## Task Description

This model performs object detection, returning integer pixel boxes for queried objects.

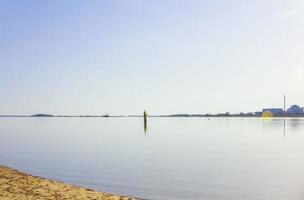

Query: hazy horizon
[1,0,304,115]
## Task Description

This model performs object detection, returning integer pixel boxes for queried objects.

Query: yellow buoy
[262,111,273,118]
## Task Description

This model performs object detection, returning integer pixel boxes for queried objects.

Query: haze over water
[1,117,304,200]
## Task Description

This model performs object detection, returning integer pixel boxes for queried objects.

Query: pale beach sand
[0,166,137,200]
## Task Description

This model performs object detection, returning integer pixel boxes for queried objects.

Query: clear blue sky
[1,0,304,115]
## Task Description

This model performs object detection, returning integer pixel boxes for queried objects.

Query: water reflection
[288,118,304,129]
[283,117,286,141]
[2,118,304,200]
[144,118,147,133]
[262,118,304,141]
[263,118,304,129]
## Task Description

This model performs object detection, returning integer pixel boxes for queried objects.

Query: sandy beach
[0,166,137,200]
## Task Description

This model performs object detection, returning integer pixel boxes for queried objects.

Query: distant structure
[102,113,109,117]
[31,114,54,117]
[286,105,304,115]
[143,111,148,133]
[284,94,286,118]
[284,95,286,113]
[260,100,304,117]
[262,108,284,116]
[254,112,262,117]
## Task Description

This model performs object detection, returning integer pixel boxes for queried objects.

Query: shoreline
[0,165,137,200]
[1,115,304,118]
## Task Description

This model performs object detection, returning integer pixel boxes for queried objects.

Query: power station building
[261,105,304,116]
[262,108,284,115]
[286,105,304,115]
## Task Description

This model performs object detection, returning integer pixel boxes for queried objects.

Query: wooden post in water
[144,111,148,133]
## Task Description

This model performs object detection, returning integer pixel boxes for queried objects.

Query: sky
[0,0,304,115]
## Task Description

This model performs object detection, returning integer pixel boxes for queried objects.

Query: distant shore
[1,115,304,118]
[0,165,136,200]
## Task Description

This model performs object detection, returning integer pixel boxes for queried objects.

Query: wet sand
[0,166,137,200]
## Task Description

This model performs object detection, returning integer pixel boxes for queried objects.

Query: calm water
[1,117,304,200]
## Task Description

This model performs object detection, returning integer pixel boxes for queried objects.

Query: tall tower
[284,95,286,115]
